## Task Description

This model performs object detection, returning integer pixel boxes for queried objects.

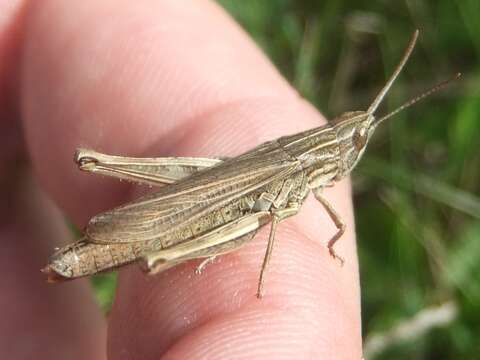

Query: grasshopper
[43,30,459,297]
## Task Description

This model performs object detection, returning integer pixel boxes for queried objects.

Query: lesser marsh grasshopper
[43,30,459,297]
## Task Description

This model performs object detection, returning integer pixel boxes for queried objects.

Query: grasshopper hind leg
[142,232,257,275]
[141,211,270,275]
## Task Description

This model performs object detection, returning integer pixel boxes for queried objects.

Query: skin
[0,1,362,359]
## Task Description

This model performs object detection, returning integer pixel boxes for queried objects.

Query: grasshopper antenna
[367,29,419,115]
[373,72,461,126]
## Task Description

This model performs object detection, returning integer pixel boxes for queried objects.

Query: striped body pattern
[44,31,457,297]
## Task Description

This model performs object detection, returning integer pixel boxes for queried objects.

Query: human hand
[0,1,361,359]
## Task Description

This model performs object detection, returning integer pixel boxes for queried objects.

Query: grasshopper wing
[85,143,300,244]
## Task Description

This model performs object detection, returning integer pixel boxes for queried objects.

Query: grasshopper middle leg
[257,203,300,298]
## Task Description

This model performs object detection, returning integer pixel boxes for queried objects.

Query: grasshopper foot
[195,256,217,275]
[328,246,345,266]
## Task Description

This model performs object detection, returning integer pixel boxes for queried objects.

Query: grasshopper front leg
[312,187,345,265]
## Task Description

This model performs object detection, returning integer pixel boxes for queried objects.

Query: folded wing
[85,143,300,244]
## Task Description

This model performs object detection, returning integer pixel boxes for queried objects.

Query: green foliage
[91,272,117,313]
[94,1,479,358]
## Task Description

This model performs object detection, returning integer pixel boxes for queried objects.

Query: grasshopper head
[331,30,459,180]
[331,30,420,180]
[331,110,376,179]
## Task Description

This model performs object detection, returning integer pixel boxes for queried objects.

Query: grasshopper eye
[353,129,367,150]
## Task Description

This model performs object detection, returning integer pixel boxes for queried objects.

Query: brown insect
[43,30,459,297]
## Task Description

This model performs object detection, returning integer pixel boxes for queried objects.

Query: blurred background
[93,1,479,359]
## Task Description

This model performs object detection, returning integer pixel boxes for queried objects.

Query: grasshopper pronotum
[43,30,459,298]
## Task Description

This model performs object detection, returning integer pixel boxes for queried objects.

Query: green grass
[92,1,479,358]
[91,272,117,313]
